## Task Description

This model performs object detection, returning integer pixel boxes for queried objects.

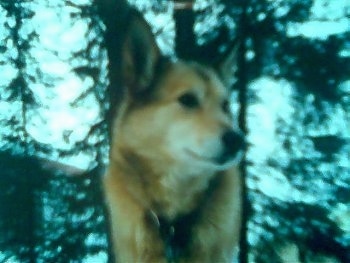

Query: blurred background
[0,0,349,262]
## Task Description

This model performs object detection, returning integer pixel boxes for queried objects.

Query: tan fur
[104,10,243,263]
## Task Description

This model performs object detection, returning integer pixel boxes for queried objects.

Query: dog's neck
[110,147,218,220]
[145,172,225,262]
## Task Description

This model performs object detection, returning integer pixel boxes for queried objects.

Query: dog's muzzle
[217,130,246,165]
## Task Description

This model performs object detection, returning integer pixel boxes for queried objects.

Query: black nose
[222,130,246,156]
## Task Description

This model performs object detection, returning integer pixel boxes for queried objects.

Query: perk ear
[122,10,160,94]
[215,43,239,89]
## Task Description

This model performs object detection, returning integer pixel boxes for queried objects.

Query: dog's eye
[222,100,230,114]
[178,93,200,109]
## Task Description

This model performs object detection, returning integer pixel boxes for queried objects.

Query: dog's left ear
[215,44,239,89]
[122,10,161,95]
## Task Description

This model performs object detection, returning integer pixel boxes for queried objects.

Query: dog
[103,9,245,263]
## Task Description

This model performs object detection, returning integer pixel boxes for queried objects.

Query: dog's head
[112,11,245,175]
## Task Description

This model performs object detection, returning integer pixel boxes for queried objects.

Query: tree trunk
[173,0,196,60]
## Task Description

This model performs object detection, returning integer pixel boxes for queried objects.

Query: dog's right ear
[122,11,160,95]
[215,43,239,89]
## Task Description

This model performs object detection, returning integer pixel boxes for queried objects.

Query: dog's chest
[153,172,214,219]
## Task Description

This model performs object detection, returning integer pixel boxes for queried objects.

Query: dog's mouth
[185,149,215,163]
[184,149,243,168]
